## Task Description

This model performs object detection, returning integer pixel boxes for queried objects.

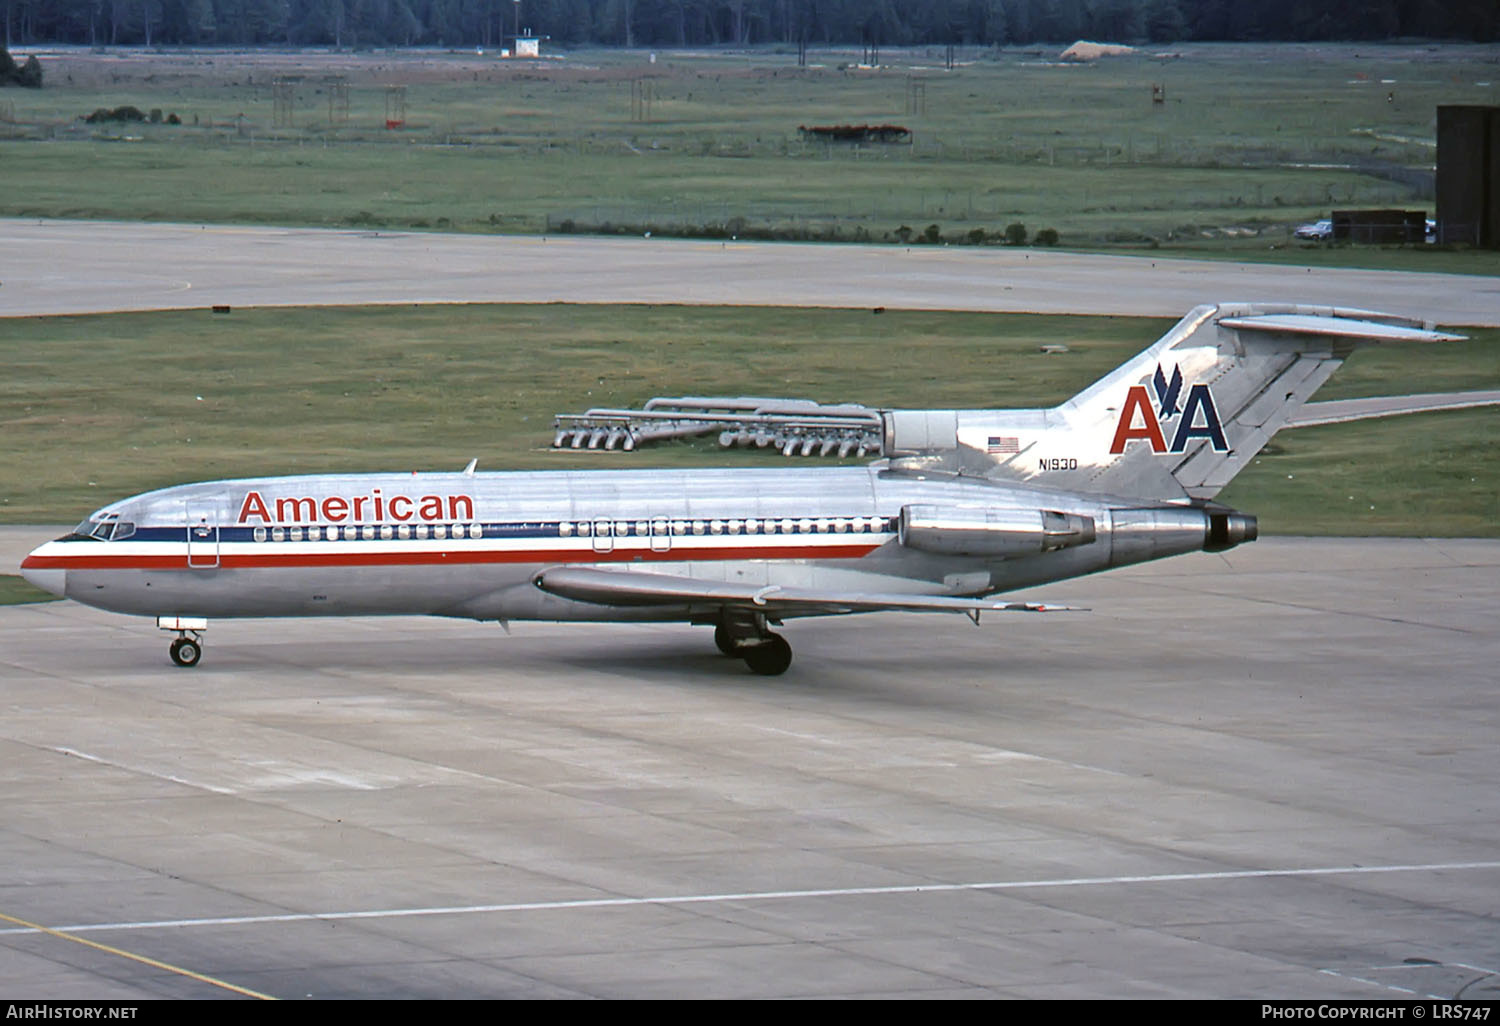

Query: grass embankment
[0,576,61,605]
[1,304,1494,536]
[0,43,1496,270]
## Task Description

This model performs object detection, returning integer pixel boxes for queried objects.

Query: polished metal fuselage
[26,464,1212,623]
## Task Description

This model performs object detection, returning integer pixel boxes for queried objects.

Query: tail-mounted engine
[898,505,1096,558]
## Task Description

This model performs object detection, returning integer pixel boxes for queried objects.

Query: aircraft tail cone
[1205,510,1257,552]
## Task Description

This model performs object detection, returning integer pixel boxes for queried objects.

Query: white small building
[515,34,540,58]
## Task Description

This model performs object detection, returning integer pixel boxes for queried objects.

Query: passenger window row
[245,518,893,543]
[558,517,890,538]
[251,523,484,542]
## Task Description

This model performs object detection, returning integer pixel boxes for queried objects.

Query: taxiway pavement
[4,223,1498,999]
[1,538,1496,998]
[3,218,1497,325]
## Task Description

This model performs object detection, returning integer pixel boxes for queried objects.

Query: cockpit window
[67,513,131,541]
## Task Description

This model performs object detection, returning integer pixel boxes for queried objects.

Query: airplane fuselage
[22,464,1218,624]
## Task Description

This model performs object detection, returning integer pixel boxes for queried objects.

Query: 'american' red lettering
[237,490,477,524]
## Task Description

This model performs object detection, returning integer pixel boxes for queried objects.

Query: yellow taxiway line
[0,909,275,1000]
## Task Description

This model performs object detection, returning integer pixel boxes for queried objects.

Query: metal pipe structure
[552,396,885,457]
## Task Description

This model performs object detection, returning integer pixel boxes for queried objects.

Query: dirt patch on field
[1059,41,1136,62]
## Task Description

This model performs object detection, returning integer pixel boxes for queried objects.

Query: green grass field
[1,42,1496,270]
[1,303,1494,535]
[0,575,61,605]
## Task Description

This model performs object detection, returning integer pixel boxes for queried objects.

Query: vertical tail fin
[886,303,1464,500]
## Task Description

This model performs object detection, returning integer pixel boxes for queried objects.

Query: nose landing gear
[158,616,208,668]
[169,636,202,667]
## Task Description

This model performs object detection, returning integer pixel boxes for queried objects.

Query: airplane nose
[19,554,66,598]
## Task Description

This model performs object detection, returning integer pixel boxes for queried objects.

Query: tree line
[2,0,1494,50]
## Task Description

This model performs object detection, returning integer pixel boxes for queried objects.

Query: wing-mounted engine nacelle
[898,505,1097,558]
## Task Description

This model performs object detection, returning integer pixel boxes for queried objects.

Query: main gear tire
[742,633,792,676]
[713,623,739,657]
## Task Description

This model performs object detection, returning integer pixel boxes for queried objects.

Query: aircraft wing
[533,566,1083,618]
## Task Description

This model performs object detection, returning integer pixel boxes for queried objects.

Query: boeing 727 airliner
[20,303,1461,674]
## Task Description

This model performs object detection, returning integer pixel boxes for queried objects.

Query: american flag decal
[986,436,1020,454]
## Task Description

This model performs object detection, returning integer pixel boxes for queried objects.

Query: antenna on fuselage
[461,459,478,476]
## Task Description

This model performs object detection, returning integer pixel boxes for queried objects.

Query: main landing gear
[158,616,208,668]
[713,613,793,676]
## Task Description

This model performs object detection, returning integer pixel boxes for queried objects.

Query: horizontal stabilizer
[1216,313,1465,344]
[534,566,1083,617]
[1288,390,1500,428]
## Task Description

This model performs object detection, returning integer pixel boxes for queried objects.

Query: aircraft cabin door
[186,502,220,569]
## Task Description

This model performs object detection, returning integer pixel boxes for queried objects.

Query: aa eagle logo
[1109,364,1230,455]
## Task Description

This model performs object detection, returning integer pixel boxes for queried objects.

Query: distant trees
[0,0,1493,47]
[0,41,43,84]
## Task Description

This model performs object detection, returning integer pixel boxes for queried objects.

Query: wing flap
[533,566,1083,616]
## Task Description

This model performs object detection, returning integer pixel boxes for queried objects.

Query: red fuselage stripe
[23,542,884,572]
